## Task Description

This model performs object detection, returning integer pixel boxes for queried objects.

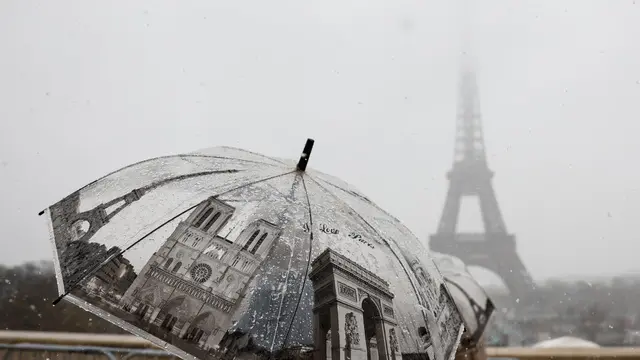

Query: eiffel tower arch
[429,65,535,302]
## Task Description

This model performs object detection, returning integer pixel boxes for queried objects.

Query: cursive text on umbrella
[348,232,375,249]
[319,223,339,235]
[301,223,375,249]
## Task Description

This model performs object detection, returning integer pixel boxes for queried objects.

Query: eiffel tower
[429,63,535,301]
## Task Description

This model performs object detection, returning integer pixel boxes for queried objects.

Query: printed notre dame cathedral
[119,197,282,351]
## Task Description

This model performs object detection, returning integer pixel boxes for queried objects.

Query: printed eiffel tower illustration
[429,61,535,301]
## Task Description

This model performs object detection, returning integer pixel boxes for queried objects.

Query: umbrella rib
[305,175,428,308]
[279,174,315,350]
[217,146,290,166]
[38,154,282,216]
[52,169,296,305]
[184,153,285,167]
[207,170,296,202]
[311,174,405,227]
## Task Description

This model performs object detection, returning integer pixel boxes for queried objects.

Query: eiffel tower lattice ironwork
[429,66,535,300]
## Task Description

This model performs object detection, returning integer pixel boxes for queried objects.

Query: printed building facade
[120,197,282,350]
[309,248,404,360]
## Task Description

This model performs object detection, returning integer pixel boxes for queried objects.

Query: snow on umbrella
[40,139,464,360]
[431,252,496,349]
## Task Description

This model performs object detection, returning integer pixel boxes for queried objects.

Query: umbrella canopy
[41,139,464,360]
[532,336,600,348]
[431,253,496,349]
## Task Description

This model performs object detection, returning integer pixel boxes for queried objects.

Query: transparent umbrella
[432,252,495,349]
[40,139,464,360]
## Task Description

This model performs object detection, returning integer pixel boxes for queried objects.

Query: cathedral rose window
[190,263,213,283]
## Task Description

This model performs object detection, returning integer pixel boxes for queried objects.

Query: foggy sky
[1,0,639,284]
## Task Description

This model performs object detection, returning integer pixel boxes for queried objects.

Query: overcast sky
[1,0,639,284]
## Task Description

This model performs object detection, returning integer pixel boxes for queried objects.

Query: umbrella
[431,253,495,349]
[40,139,464,360]
[532,336,600,348]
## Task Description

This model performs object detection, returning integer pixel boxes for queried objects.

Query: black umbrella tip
[296,138,315,172]
[38,210,45,216]
[52,294,65,305]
